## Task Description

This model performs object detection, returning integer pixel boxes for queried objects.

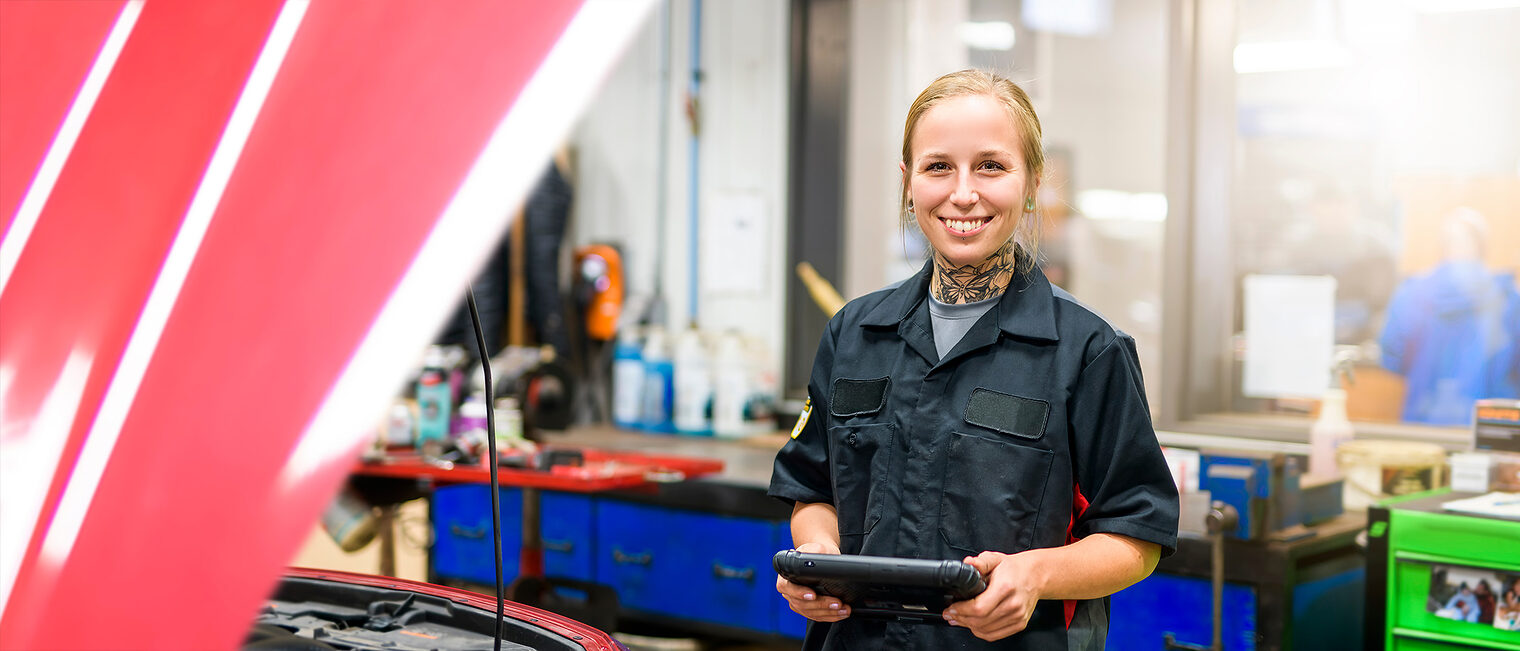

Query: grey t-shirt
[927,291,999,358]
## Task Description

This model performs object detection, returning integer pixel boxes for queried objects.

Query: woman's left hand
[943,551,1043,641]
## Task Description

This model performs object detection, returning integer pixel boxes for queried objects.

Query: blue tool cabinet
[431,482,807,639]
[1108,513,1366,650]
[431,484,1361,646]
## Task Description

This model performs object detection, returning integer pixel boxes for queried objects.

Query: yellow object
[796,262,845,316]
[790,398,812,439]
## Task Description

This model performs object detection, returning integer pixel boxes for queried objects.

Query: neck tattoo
[931,242,1016,304]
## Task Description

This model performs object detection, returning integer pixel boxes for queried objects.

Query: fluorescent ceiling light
[1406,0,1520,13]
[1022,0,1112,36]
[957,21,1016,51]
[1233,40,1352,74]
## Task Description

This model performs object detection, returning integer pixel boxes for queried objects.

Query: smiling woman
[770,69,1179,650]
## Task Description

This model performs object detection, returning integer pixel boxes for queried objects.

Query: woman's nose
[950,172,978,206]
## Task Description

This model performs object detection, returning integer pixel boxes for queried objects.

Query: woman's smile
[940,215,993,236]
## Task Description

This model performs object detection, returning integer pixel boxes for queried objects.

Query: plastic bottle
[415,346,454,446]
[383,400,416,447]
[452,394,489,459]
[1309,387,1354,479]
[495,397,524,445]
[640,326,676,433]
[711,331,750,438]
[673,327,713,436]
[611,328,645,430]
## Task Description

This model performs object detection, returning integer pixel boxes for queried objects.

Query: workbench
[370,426,1370,646]
[355,426,809,642]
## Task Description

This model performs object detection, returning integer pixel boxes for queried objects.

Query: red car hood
[0,1,650,648]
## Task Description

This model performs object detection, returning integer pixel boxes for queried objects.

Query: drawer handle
[449,524,486,540]
[712,563,755,581]
[542,539,575,553]
[612,548,652,566]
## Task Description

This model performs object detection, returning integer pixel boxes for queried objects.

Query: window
[1168,0,1520,441]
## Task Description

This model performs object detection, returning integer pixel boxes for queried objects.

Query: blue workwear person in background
[1380,208,1520,425]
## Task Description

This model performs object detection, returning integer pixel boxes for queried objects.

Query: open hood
[0,1,651,648]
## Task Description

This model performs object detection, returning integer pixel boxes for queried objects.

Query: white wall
[569,0,790,376]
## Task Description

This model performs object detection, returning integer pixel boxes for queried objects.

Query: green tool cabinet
[1367,490,1520,650]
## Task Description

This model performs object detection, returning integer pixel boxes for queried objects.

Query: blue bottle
[415,345,454,446]
[611,328,645,430]
[640,326,676,433]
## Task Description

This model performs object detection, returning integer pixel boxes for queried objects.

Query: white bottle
[673,327,713,435]
[1309,387,1354,479]
[712,331,751,438]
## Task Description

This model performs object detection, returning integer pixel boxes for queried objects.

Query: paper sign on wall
[701,192,768,294]
[1242,274,1336,399]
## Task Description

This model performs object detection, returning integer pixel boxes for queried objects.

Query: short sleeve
[1067,335,1179,556]
[767,319,838,506]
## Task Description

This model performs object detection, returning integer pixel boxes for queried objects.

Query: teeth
[947,218,983,233]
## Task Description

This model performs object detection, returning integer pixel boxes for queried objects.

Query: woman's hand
[943,551,1043,641]
[775,541,851,622]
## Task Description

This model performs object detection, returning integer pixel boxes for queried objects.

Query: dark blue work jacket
[769,262,1179,650]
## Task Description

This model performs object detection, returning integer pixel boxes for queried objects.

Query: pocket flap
[831,377,889,417]
[963,388,1048,439]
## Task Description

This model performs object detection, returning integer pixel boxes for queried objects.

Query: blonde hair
[901,69,1043,271]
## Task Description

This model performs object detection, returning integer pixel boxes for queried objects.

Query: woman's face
[902,93,1032,269]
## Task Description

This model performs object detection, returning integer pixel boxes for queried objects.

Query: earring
[1024,197,1035,212]
[906,200,914,213]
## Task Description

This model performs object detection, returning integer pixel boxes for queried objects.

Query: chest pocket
[939,389,1054,555]
[828,422,894,539]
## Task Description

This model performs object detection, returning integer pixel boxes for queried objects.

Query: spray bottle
[1308,351,1356,479]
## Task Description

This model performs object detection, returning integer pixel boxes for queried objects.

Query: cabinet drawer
[1390,510,1520,569]
[596,500,780,632]
[1390,559,1520,650]
[596,500,676,616]
[672,509,776,631]
[1392,628,1520,650]
[541,492,595,581]
[1109,572,1258,650]
[432,485,522,584]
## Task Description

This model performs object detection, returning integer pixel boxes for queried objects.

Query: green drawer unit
[1368,490,1520,650]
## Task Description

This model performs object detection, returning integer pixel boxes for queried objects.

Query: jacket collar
[860,258,1060,343]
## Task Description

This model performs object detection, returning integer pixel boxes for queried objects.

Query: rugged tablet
[773,550,987,623]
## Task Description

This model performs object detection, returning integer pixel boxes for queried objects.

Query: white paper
[701,192,768,294]
[1242,274,1336,399]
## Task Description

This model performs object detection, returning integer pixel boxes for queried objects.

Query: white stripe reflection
[280,0,657,489]
[37,0,310,570]
[0,0,144,298]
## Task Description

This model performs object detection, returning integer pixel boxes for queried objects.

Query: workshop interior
[2,0,1519,650]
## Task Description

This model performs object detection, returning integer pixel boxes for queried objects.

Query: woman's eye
[925,162,949,172]
[979,161,1005,171]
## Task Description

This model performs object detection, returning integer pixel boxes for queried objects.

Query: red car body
[0,1,649,648]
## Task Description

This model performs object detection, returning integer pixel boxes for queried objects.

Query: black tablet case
[773,550,987,623]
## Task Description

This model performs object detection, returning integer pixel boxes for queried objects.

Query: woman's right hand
[776,541,851,622]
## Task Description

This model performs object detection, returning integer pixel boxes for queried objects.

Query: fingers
[776,575,850,622]
[944,604,1029,641]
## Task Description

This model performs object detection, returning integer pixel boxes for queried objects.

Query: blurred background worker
[1379,208,1520,425]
